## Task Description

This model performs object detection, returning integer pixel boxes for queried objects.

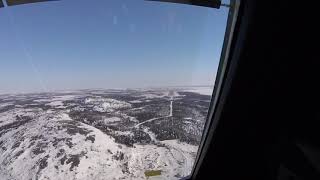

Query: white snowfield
[103,117,121,123]
[135,89,181,99]
[0,103,13,108]
[0,109,198,180]
[85,97,131,112]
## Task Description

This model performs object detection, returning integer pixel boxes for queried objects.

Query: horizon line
[0,84,214,96]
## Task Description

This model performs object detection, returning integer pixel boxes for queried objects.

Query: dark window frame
[188,0,241,179]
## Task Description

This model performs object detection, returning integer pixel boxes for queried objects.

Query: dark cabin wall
[195,1,319,179]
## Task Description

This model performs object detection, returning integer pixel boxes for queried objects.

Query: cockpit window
[0,0,229,179]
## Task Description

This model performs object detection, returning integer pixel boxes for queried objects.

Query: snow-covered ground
[0,88,211,180]
[85,97,131,113]
[0,110,197,179]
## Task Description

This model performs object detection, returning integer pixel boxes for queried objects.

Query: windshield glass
[0,0,229,179]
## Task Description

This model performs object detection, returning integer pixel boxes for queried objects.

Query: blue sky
[0,0,229,94]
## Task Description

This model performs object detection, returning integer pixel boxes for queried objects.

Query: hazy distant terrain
[0,87,212,180]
